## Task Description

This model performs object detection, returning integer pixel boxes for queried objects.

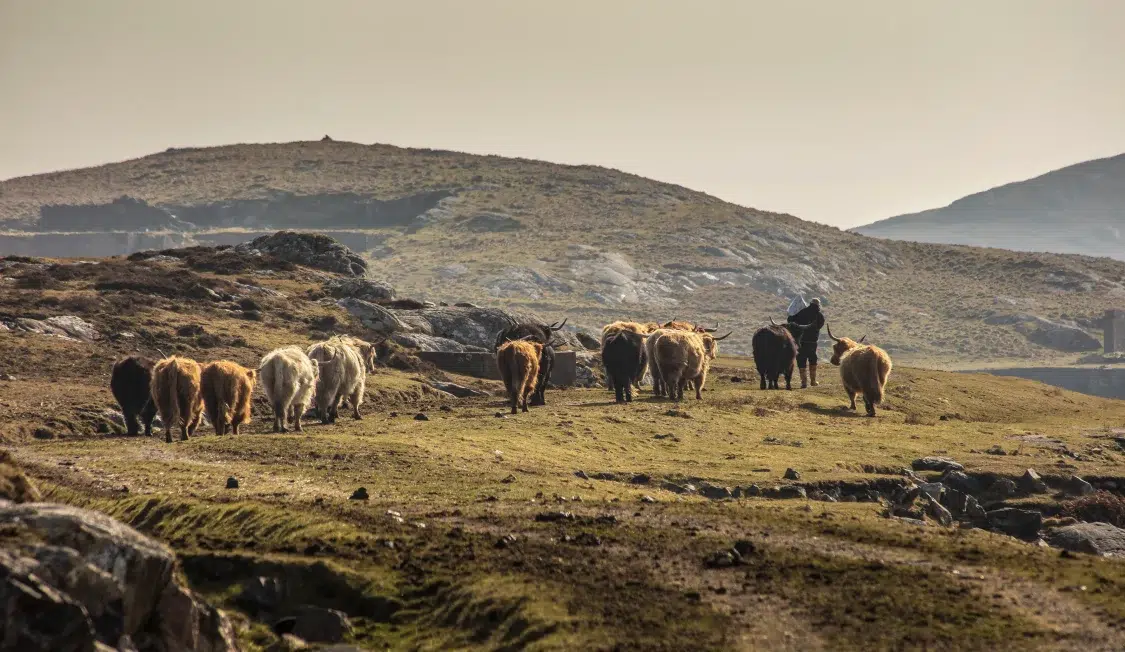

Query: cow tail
[165,365,181,429]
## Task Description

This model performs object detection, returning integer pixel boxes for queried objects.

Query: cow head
[701,331,732,359]
[826,324,866,366]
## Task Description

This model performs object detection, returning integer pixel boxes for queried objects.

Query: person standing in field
[788,297,825,388]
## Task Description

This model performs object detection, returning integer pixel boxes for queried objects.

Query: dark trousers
[797,341,818,369]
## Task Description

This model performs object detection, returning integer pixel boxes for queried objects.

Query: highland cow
[496,339,542,414]
[601,329,647,403]
[336,335,378,373]
[200,360,257,436]
[258,346,319,433]
[150,356,204,443]
[600,321,655,392]
[827,325,893,417]
[307,337,366,424]
[753,323,798,390]
[110,356,158,436]
[493,317,565,406]
[653,330,730,401]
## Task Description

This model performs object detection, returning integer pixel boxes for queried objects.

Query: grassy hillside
[3,141,1125,367]
[3,249,1125,650]
[855,153,1125,260]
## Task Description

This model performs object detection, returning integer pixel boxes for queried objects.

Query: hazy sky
[2,1,1124,227]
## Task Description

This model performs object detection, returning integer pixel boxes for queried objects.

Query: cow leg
[123,407,140,436]
[784,368,793,391]
[273,401,286,433]
[625,378,633,403]
[864,393,877,417]
[141,401,156,437]
[293,404,304,432]
[847,391,857,410]
[351,392,363,420]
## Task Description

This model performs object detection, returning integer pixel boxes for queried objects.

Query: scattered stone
[660,481,690,494]
[730,376,743,383]
[985,445,1008,456]
[1020,469,1049,494]
[912,457,964,473]
[226,477,239,490]
[594,472,618,481]
[500,474,516,484]
[731,486,743,499]
[413,413,429,421]
[630,473,651,485]
[439,405,453,412]
[574,470,590,480]
[236,232,368,277]
[743,485,762,497]
[733,540,757,557]
[942,470,981,495]
[921,494,954,526]
[568,532,603,547]
[783,468,801,481]
[1065,475,1095,496]
[918,482,944,502]
[238,576,285,611]
[990,478,1018,498]
[703,550,741,569]
[290,605,353,643]
[640,495,657,504]
[699,484,732,500]
[495,534,519,549]
[349,488,369,501]
[1045,522,1125,557]
[986,508,1043,540]
[776,486,807,500]
[32,427,55,440]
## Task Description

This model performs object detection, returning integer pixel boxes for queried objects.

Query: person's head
[810,298,821,310]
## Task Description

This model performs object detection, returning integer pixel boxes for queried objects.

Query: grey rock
[742,485,762,497]
[337,298,408,334]
[986,508,1043,539]
[630,474,651,485]
[45,316,100,341]
[290,605,353,643]
[1046,522,1125,557]
[392,332,478,353]
[390,305,582,351]
[574,471,589,480]
[912,457,964,473]
[942,470,982,495]
[0,549,98,651]
[0,503,175,635]
[236,231,368,277]
[783,468,801,481]
[776,486,807,500]
[238,576,285,611]
[918,482,944,502]
[1020,469,1049,494]
[158,580,239,652]
[594,472,618,481]
[990,478,1018,498]
[323,277,396,303]
[921,494,954,526]
[1065,475,1095,496]
[226,477,239,489]
[699,484,732,500]
[660,481,690,495]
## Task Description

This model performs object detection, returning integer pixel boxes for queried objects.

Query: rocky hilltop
[3,141,1125,366]
[855,153,1125,260]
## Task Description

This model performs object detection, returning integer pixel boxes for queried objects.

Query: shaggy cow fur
[827,325,893,417]
[110,356,158,436]
[336,335,378,373]
[200,360,257,435]
[496,339,542,414]
[752,325,798,390]
[150,356,204,443]
[307,337,366,424]
[653,330,729,401]
[259,346,319,433]
[493,319,565,406]
[601,330,647,403]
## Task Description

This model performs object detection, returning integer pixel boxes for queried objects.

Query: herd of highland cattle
[108,314,893,442]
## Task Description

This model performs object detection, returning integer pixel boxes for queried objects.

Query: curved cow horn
[859,334,867,343]
[769,316,777,326]
[701,322,719,333]
[826,324,840,342]
[551,317,568,331]
[712,331,733,341]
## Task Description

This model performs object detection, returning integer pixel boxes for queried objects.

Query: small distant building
[1106,309,1125,354]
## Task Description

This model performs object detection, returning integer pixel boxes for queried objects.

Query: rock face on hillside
[0,501,237,651]
[235,231,368,277]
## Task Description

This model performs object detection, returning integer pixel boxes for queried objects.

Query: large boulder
[0,501,237,652]
[235,232,368,277]
[1046,522,1125,557]
[336,298,409,334]
[391,333,487,353]
[323,278,396,303]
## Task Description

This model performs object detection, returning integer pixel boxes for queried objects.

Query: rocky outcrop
[0,501,238,652]
[387,306,582,351]
[336,299,409,334]
[235,232,367,277]
[323,277,396,303]
[1,316,100,342]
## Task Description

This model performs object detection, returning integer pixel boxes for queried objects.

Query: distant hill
[853,153,1125,260]
[2,140,1125,366]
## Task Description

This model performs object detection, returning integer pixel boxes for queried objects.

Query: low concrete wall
[968,367,1125,400]
[417,351,577,386]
